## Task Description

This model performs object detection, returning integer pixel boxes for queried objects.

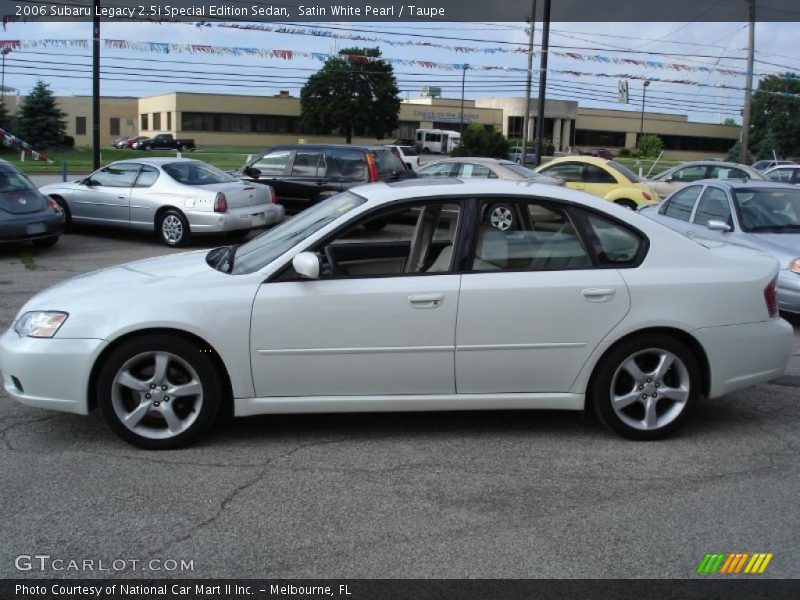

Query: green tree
[300,48,400,144]
[754,129,780,160]
[726,140,751,164]
[749,73,800,157]
[16,80,66,150]
[722,117,738,126]
[450,122,510,158]
[637,133,663,158]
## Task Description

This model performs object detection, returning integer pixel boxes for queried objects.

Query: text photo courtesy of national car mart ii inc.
[23,4,447,19]
[14,583,354,597]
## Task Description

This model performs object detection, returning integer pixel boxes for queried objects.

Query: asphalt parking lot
[1,225,799,579]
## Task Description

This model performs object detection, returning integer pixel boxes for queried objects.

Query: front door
[250,200,464,397]
[71,163,140,226]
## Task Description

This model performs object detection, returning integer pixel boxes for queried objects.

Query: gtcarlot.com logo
[14,555,194,572]
[696,552,773,575]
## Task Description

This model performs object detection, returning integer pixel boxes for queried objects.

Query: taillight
[269,187,277,204]
[642,192,652,201]
[47,197,62,213]
[764,277,778,318]
[366,152,379,182]
[214,192,228,213]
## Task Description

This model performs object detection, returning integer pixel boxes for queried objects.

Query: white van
[415,129,461,154]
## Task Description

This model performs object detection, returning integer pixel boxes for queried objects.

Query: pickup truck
[136,134,195,151]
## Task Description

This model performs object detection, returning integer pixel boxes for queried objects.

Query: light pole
[459,64,468,135]
[639,80,651,143]
[1,48,11,122]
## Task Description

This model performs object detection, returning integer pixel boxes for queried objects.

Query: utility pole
[740,0,755,164]
[1,48,11,123]
[92,0,101,170]
[521,0,537,165]
[533,0,551,167]
[639,80,650,141]
[459,65,468,135]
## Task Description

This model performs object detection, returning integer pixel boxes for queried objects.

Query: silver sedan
[40,158,285,246]
[639,179,800,314]
[646,160,763,199]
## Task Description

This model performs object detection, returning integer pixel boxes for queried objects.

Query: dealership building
[56,92,740,161]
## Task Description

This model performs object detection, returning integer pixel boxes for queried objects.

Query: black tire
[157,209,190,247]
[96,334,223,450]
[614,199,638,211]
[486,203,516,231]
[363,218,388,232]
[591,333,701,441]
[226,229,250,240]
[32,235,59,248]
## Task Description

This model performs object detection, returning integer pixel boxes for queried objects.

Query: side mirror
[82,178,96,186]
[292,252,321,280]
[706,219,732,232]
[664,175,674,182]
[245,165,261,178]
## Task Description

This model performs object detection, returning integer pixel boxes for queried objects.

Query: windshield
[0,165,36,192]
[734,188,800,232]
[163,161,235,185]
[608,161,640,183]
[224,192,367,274]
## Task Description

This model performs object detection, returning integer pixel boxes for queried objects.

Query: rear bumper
[0,212,65,244]
[694,318,794,398]
[0,328,107,415]
[186,203,285,233]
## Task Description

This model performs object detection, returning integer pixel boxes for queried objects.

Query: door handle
[117,196,127,199]
[582,288,616,302]
[408,293,444,309]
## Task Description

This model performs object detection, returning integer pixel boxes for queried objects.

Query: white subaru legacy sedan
[0,180,793,449]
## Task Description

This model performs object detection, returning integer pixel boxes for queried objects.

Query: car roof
[691,179,797,191]
[263,144,391,152]
[764,164,800,170]
[108,157,205,167]
[671,160,751,169]
[348,178,616,211]
[546,155,610,166]
[421,157,516,166]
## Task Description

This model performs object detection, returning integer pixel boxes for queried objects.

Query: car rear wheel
[487,203,515,231]
[592,333,700,440]
[614,199,638,210]
[97,335,222,449]
[158,209,190,247]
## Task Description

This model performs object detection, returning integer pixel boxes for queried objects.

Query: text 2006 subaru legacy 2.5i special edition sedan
[0,179,793,449]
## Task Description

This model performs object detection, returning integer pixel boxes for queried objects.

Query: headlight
[790,259,800,274]
[13,311,69,338]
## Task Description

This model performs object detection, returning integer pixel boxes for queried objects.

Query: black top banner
[6,0,800,22]
[3,579,800,600]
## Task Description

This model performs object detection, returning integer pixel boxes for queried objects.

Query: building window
[181,112,301,134]
[166,111,171,131]
[75,116,86,136]
[152,112,161,131]
[574,129,627,148]
[109,117,120,136]
[507,116,524,138]
[141,113,148,131]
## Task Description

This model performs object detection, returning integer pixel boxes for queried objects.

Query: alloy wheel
[489,206,514,231]
[161,214,184,245]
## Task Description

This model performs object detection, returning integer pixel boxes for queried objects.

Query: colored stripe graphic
[697,552,772,574]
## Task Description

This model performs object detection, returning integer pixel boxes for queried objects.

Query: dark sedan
[0,160,65,247]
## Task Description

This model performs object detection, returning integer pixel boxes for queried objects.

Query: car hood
[746,232,800,262]
[39,181,85,193]
[23,250,220,310]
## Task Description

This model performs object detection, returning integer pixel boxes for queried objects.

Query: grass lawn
[1,146,262,175]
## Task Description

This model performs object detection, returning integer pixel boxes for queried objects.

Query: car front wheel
[592,333,700,440]
[158,209,190,246]
[97,335,222,449]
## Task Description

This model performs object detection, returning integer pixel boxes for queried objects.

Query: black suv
[236,144,414,211]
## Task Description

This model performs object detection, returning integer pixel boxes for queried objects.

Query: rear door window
[457,163,496,179]
[324,148,367,180]
[290,151,323,177]
[693,187,732,227]
[583,164,616,183]
[372,149,406,178]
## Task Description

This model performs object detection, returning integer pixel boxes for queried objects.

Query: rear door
[279,149,327,209]
[456,198,633,394]
[70,163,140,226]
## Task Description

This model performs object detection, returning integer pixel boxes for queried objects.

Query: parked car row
[112,134,196,151]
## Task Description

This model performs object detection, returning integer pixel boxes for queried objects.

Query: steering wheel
[323,246,339,276]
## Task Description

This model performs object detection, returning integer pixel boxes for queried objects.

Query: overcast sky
[2,20,798,124]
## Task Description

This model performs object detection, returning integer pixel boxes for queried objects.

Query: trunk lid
[200,182,269,209]
[0,189,45,215]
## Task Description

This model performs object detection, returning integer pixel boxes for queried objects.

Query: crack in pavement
[0,413,69,451]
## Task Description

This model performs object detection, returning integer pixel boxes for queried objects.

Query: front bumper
[0,328,107,415]
[0,212,65,244]
[693,317,793,398]
[186,203,285,233]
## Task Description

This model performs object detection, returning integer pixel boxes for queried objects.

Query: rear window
[608,161,640,183]
[505,164,537,178]
[0,165,36,192]
[163,162,235,185]
[372,149,406,176]
[398,146,418,156]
